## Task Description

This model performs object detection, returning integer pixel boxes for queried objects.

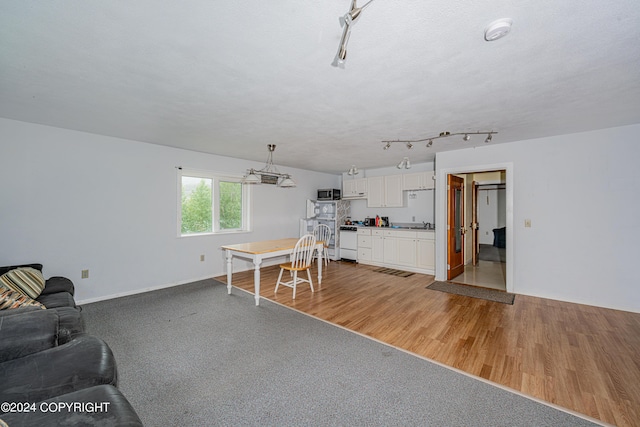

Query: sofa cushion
[0,287,46,311]
[0,267,46,299]
[0,385,143,427]
[35,292,76,309]
[0,309,59,363]
[0,335,118,407]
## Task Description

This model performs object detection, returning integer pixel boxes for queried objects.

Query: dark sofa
[0,263,142,426]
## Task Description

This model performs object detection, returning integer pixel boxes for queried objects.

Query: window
[178,169,250,236]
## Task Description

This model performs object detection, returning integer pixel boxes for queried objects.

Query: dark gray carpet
[428,281,515,304]
[478,244,506,263]
[82,279,597,426]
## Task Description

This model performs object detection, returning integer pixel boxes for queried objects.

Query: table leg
[253,256,262,306]
[226,250,233,295]
[317,245,323,284]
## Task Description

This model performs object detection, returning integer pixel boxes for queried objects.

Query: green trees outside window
[181,176,244,235]
[219,181,242,229]
[181,178,212,234]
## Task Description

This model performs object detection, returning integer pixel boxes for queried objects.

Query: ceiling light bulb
[383,142,391,150]
[463,134,470,141]
[397,159,405,169]
[407,142,413,149]
[485,134,493,143]
[426,140,433,148]
[405,158,411,169]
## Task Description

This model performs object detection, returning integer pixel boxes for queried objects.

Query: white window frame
[177,168,251,237]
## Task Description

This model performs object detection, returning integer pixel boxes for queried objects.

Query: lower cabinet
[416,238,435,270]
[357,228,435,274]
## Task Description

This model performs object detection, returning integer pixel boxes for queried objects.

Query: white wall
[0,118,340,303]
[344,162,436,225]
[435,124,640,313]
[477,188,506,245]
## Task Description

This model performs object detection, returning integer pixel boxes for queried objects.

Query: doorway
[446,170,507,291]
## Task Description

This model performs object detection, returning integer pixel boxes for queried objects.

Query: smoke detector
[484,18,513,41]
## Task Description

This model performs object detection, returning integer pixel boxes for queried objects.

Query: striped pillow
[0,286,46,310]
[0,267,46,299]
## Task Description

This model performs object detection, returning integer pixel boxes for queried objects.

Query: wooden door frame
[435,163,514,293]
[472,180,479,266]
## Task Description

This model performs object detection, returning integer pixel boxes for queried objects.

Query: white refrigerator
[300,199,350,261]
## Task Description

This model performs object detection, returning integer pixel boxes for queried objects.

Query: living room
[2,1,640,425]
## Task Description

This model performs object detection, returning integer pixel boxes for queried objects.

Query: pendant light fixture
[243,144,296,188]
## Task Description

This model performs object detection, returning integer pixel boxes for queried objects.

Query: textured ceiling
[2,1,640,174]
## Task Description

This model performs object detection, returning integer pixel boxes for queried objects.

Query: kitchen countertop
[348,224,435,231]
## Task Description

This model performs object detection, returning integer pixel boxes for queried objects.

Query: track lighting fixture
[243,144,296,187]
[332,0,375,68]
[397,157,411,169]
[347,165,359,176]
[382,131,497,150]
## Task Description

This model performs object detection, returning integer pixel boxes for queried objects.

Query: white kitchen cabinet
[383,230,417,267]
[383,234,397,264]
[403,171,435,191]
[343,178,367,199]
[367,176,384,207]
[357,228,435,274]
[372,229,384,263]
[396,237,417,267]
[416,232,435,270]
[357,228,372,261]
[367,175,404,208]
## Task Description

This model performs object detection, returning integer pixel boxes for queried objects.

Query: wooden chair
[275,234,317,299]
[313,224,331,266]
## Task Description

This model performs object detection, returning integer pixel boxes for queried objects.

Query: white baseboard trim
[76,259,285,305]
[76,274,220,305]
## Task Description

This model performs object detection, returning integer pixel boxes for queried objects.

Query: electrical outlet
[81,269,89,279]
[524,219,532,228]
[200,254,205,262]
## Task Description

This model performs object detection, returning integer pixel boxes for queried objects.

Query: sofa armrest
[0,309,59,363]
[0,335,118,407]
[40,276,75,296]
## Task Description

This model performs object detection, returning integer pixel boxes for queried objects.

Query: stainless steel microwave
[317,188,341,200]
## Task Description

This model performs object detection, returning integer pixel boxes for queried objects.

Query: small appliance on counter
[364,216,390,227]
[317,188,341,200]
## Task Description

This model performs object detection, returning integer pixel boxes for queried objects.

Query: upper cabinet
[367,175,404,207]
[403,171,435,191]
[342,178,368,199]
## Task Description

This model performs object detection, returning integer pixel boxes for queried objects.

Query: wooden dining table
[221,238,324,306]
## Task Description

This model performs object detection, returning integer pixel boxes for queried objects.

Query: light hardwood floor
[215,261,640,427]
